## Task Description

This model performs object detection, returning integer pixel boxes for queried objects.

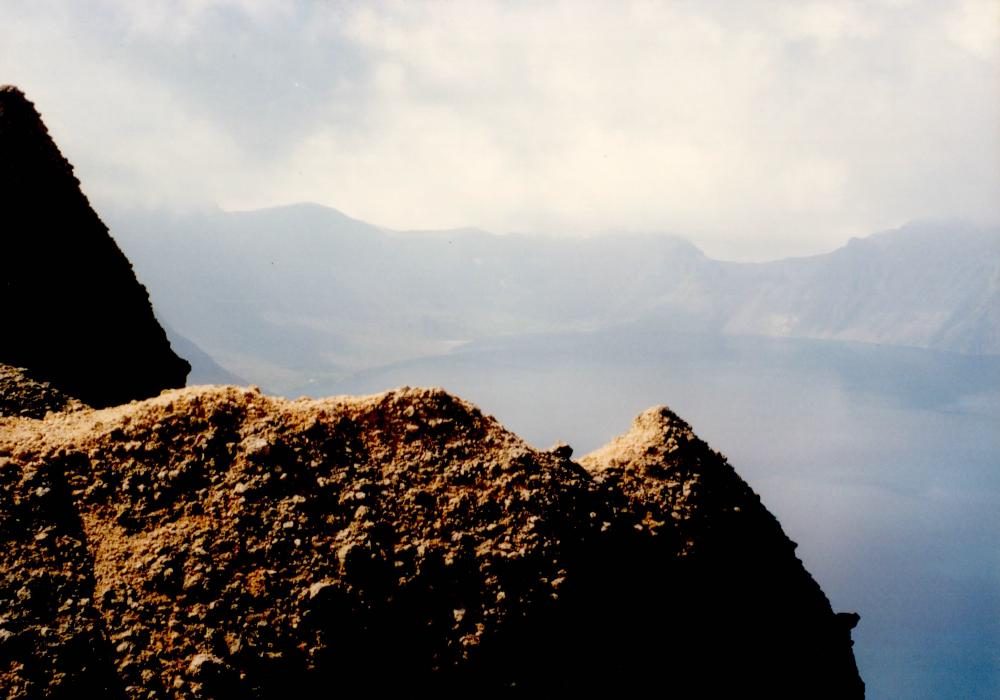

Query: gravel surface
[0,365,86,419]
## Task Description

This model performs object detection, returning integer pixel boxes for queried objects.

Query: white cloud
[945,0,1000,59]
[114,0,293,41]
[1,0,997,259]
[779,2,879,47]
[0,3,249,209]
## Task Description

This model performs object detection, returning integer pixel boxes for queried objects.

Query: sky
[2,0,998,260]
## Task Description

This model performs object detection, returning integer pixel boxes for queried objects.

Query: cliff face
[0,386,864,698]
[0,86,189,407]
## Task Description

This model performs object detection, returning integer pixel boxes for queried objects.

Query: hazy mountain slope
[106,205,999,394]
[162,326,245,387]
[719,222,1000,352]
[108,205,705,391]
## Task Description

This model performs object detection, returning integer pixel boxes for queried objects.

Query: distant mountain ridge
[714,222,1000,355]
[106,204,1000,394]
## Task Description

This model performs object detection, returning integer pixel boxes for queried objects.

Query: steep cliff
[0,385,863,698]
[0,86,189,407]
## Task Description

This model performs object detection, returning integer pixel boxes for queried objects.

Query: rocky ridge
[1,384,864,698]
[0,86,189,407]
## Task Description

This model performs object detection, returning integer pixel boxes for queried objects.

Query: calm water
[324,327,1000,699]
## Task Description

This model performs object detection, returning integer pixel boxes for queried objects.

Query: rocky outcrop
[583,406,865,696]
[0,86,189,407]
[0,385,864,698]
[0,365,86,419]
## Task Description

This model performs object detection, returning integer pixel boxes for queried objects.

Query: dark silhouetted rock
[0,86,188,407]
[582,406,866,697]
[0,385,864,697]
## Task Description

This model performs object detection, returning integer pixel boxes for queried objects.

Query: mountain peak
[0,85,82,194]
[0,86,189,406]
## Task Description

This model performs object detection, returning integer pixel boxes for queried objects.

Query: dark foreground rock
[0,86,189,407]
[0,365,86,419]
[0,385,864,698]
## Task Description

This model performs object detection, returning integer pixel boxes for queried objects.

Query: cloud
[1,0,997,259]
[778,2,879,47]
[945,0,1000,58]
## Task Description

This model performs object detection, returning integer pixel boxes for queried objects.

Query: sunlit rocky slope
[1,384,863,697]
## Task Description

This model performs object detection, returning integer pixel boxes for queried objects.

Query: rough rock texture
[0,385,864,698]
[0,365,86,419]
[0,444,123,700]
[0,86,189,407]
[583,406,865,696]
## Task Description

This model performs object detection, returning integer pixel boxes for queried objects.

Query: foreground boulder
[0,385,863,698]
[0,86,189,407]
